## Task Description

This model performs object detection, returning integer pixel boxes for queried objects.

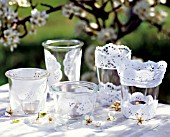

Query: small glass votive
[42,39,84,88]
[121,86,159,120]
[50,81,98,120]
[95,43,131,106]
[117,59,167,120]
[5,68,49,115]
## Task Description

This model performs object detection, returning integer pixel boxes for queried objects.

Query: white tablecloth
[0,84,170,137]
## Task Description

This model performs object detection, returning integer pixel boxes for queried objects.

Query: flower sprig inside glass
[5,68,49,116]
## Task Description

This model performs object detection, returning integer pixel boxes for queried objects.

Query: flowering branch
[0,0,169,51]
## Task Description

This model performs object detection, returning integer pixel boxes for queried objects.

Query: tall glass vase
[42,39,84,89]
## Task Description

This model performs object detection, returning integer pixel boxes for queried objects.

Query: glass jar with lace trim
[42,39,84,89]
[5,68,49,116]
[95,43,131,106]
[117,58,167,120]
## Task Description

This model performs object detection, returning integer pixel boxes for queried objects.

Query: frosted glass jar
[5,68,49,115]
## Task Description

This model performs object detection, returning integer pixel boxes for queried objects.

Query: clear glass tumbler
[42,39,84,88]
[50,81,98,121]
[5,68,49,115]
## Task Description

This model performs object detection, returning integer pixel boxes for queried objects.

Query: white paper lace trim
[121,92,158,120]
[95,43,131,69]
[98,82,121,106]
[57,88,96,115]
[116,58,167,88]
[63,49,82,81]
[44,49,62,85]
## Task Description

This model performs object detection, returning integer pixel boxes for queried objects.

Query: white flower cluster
[0,28,20,51]
[133,1,150,21]
[9,0,30,7]
[62,3,86,18]
[0,0,18,27]
[148,0,167,4]
[0,0,19,51]
[30,9,49,34]
[149,8,167,24]
[97,28,117,44]
[133,0,167,24]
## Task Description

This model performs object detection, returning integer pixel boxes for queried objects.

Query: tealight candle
[130,100,146,105]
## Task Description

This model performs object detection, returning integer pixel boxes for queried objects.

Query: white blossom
[133,1,150,21]
[113,0,121,8]
[9,0,30,7]
[6,8,18,23]
[82,115,94,125]
[62,3,86,18]
[97,28,117,44]
[0,0,18,27]
[149,8,167,24]
[147,0,155,5]
[0,0,8,10]
[133,0,167,24]
[30,9,48,27]
[0,28,20,51]
[158,0,166,4]
[29,27,37,35]
[146,0,166,5]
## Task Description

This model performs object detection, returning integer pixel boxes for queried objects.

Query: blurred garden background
[0,0,170,104]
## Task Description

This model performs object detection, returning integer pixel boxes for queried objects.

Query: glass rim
[96,45,131,58]
[51,81,98,95]
[42,39,84,50]
[5,68,49,80]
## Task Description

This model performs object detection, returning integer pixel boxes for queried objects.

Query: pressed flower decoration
[107,112,116,121]
[82,115,94,125]
[110,101,121,112]
[137,117,144,125]
[5,107,13,116]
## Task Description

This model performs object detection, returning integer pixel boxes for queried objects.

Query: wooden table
[0,84,170,137]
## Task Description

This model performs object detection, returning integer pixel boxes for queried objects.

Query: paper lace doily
[97,82,121,106]
[44,49,62,86]
[116,58,167,88]
[57,87,96,115]
[121,92,158,120]
[95,43,131,69]
[63,48,82,81]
